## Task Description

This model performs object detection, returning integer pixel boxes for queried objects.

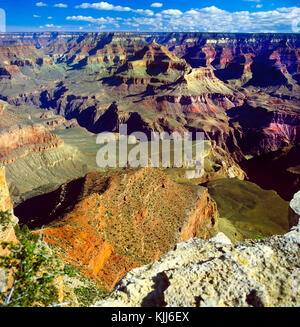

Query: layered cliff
[0,32,299,161]
[0,102,90,204]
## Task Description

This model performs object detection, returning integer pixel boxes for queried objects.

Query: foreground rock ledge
[95,194,300,307]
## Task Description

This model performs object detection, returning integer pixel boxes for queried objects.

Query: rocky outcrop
[0,167,18,295]
[0,166,109,307]
[15,168,219,291]
[0,167,13,213]
[0,166,18,252]
[96,194,300,307]
[289,191,300,228]
[0,167,18,233]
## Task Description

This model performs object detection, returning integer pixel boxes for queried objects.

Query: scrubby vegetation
[0,222,62,307]
[0,211,11,232]
[0,212,111,307]
[74,284,110,307]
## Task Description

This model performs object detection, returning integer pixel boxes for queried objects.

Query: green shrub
[74,285,110,307]
[0,211,11,231]
[63,264,76,278]
[0,214,63,307]
[254,234,265,240]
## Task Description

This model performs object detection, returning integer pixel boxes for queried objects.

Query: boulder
[289,191,300,228]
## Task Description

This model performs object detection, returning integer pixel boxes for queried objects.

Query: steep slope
[0,102,90,204]
[0,167,109,307]
[15,168,219,291]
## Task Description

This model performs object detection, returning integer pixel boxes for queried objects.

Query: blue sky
[0,0,300,32]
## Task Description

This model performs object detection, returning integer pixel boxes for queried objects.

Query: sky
[0,0,300,33]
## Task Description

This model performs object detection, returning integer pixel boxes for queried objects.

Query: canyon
[0,33,299,161]
[0,32,299,306]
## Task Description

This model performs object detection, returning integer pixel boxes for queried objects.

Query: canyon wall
[0,32,299,161]
[0,101,90,204]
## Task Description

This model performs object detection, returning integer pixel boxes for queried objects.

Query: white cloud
[54,3,68,8]
[36,2,47,7]
[256,4,263,8]
[66,15,111,24]
[199,6,224,14]
[48,16,53,19]
[41,24,62,29]
[131,6,300,33]
[66,5,300,33]
[75,2,156,16]
[161,9,183,16]
[75,2,131,12]
[134,9,154,16]
[151,2,163,8]
[33,15,41,18]
[292,16,300,32]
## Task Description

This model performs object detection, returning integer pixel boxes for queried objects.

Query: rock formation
[0,167,13,213]
[95,194,300,307]
[0,32,299,162]
[0,166,18,249]
[0,166,110,307]
[14,168,219,291]
[0,167,18,295]
[0,101,90,204]
[289,191,300,228]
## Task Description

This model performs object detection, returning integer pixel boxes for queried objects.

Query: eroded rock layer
[0,101,90,204]
[15,168,219,291]
[0,32,299,162]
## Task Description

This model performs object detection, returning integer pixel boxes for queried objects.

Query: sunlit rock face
[0,167,13,213]
[14,168,219,291]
